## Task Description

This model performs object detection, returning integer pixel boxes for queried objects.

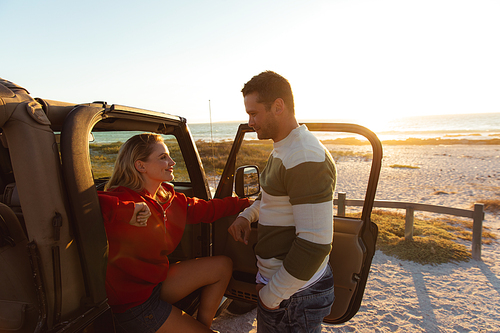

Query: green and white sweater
[239,125,336,308]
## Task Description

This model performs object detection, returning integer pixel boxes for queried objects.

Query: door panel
[325,216,378,323]
[213,215,259,304]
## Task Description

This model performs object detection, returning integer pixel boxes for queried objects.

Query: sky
[1,0,499,127]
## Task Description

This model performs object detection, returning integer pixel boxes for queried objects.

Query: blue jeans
[257,265,334,333]
[112,283,172,333]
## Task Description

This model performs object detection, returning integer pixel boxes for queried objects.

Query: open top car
[0,78,382,332]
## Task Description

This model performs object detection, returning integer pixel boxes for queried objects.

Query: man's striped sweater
[239,125,336,308]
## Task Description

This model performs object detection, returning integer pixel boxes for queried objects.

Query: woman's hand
[129,202,151,227]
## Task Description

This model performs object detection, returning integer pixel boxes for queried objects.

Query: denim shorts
[112,283,172,333]
[257,265,334,333]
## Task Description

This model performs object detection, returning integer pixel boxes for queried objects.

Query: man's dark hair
[241,71,295,113]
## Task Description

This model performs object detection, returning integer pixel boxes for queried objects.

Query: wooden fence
[334,192,486,260]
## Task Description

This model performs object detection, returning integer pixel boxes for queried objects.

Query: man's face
[244,92,279,141]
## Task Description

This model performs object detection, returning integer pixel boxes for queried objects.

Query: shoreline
[323,136,500,146]
[191,135,500,146]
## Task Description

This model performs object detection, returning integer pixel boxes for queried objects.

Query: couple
[98,71,337,333]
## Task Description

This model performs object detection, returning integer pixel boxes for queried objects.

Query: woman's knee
[211,255,233,277]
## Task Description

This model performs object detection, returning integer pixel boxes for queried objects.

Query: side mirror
[235,165,260,198]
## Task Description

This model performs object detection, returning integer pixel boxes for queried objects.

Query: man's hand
[256,283,279,310]
[228,216,251,245]
[129,202,151,227]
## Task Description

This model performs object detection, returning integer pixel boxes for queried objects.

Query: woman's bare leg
[160,256,232,328]
[156,306,212,333]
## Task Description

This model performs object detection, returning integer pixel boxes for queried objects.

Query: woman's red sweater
[98,183,249,313]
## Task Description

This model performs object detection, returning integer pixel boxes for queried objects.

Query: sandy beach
[211,144,500,332]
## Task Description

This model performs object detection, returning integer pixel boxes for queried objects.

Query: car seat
[0,202,39,332]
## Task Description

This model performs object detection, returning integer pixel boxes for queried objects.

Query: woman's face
[137,142,176,183]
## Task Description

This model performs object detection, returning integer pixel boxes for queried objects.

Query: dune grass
[89,142,122,179]
[195,140,273,176]
[476,199,500,215]
[350,210,497,265]
[389,164,420,169]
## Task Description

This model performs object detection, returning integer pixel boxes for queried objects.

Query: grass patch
[433,190,455,195]
[89,142,122,179]
[439,216,498,244]
[476,199,500,215]
[389,164,420,169]
[329,149,372,161]
[347,210,498,265]
[372,210,471,265]
[323,137,370,145]
[195,139,273,176]
[89,142,122,155]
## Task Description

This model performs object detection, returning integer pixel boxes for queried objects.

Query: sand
[211,145,500,332]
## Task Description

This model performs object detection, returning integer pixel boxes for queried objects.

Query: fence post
[338,192,346,217]
[472,203,484,260]
[405,206,414,241]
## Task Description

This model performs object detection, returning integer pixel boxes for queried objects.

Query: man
[228,71,337,332]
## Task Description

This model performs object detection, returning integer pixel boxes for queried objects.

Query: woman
[98,133,250,333]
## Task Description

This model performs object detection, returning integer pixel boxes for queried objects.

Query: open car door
[212,123,383,324]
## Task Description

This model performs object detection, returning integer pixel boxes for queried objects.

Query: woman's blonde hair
[105,133,170,201]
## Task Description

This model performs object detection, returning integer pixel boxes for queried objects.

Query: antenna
[209,100,216,196]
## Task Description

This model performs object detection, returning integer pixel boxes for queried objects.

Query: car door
[212,122,383,324]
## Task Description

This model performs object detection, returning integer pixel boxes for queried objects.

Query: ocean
[373,113,500,141]
[189,113,500,142]
[92,113,500,143]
